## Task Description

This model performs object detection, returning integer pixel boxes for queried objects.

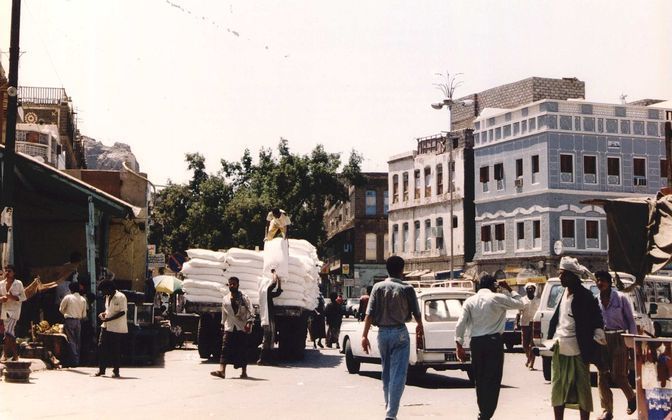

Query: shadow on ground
[356,370,517,390]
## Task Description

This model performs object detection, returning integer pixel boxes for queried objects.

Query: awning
[3,146,137,218]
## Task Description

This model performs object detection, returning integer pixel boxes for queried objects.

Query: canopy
[153,275,183,294]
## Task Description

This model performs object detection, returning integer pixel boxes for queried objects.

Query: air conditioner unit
[634,177,647,186]
[514,177,524,187]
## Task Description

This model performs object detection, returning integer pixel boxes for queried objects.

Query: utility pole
[666,117,672,190]
[4,0,21,208]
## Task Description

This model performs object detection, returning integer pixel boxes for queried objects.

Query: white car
[533,275,653,381]
[339,287,474,379]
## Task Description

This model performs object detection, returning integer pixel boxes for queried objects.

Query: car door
[422,295,466,349]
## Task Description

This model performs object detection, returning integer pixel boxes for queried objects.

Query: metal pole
[87,196,97,326]
[447,106,454,280]
[4,0,21,208]
[666,121,672,190]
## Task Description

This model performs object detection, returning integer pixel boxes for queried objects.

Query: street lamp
[431,98,473,280]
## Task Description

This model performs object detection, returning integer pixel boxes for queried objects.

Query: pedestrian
[455,274,524,420]
[325,292,343,349]
[361,256,423,420]
[211,277,255,379]
[309,294,326,349]
[594,270,638,420]
[265,208,291,241]
[258,269,283,365]
[548,256,606,420]
[95,280,128,378]
[519,282,541,370]
[358,286,373,321]
[59,281,87,367]
[0,264,26,361]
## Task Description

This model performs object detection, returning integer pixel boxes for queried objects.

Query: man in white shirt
[0,264,26,361]
[519,283,541,370]
[95,280,127,378]
[455,275,524,420]
[265,208,291,241]
[59,282,87,367]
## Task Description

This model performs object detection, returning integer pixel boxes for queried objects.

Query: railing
[16,141,49,163]
[18,86,69,105]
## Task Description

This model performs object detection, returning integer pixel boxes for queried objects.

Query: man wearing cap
[519,282,540,370]
[548,256,606,420]
[594,270,637,420]
[455,274,524,420]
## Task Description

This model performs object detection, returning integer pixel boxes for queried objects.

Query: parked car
[502,309,522,351]
[532,274,653,381]
[339,287,474,381]
[345,298,360,318]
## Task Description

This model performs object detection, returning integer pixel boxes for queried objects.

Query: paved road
[1,321,632,420]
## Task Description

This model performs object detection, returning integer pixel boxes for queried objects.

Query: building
[15,123,66,169]
[322,173,389,297]
[386,130,475,276]
[472,98,672,275]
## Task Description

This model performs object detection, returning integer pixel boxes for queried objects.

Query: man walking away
[95,280,128,378]
[595,270,637,419]
[519,283,541,370]
[0,265,26,361]
[59,281,87,367]
[362,256,423,420]
[325,292,343,349]
[548,256,606,420]
[455,275,524,420]
[258,269,283,365]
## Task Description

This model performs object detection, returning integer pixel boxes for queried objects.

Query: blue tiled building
[472,99,671,275]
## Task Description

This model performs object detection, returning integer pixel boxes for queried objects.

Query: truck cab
[339,287,474,380]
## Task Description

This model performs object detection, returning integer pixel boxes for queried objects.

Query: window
[383,191,389,214]
[515,158,523,178]
[452,216,458,229]
[583,155,597,184]
[436,164,444,195]
[494,163,504,190]
[561,219,576,248]
[402,223,409,252]
[392,175,399,203]
[424,219,431,251]
[634,158,647,186]
[392,225,399,254]
[516,221,525,250]
[533,220,541,249]
[494,223,505,251]
[414,221,421,251]
[531,155,540,184]
[481,225,491,253]
[586,220,599,249]
[480,166,490,192]
[414,170,421,199]
[365,233,377,261]
[661,159,669,180]
[402,172,409,201]
[424,167,432,197]
[383,233,389,258]
[436,217,444,250]
[365,190,376,216]
[607,157,621,185]
[424,299,463,322]
[560,154,574,182]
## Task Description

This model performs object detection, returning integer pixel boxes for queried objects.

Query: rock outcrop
[83,136,140,172]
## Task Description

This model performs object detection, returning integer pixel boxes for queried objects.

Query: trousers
[378,325,410,420]
[598,332,635,413]
[63,318,82,366]
[471,334,504,420]
[98,329,123,374]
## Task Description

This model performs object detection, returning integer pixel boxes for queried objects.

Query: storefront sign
[148,254,166,268]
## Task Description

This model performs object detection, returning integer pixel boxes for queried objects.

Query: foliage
[149,142,361,254]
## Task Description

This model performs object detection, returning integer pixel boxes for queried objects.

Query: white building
[16,123,65,169]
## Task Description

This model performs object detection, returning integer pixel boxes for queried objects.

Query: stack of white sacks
[181,238,321,311]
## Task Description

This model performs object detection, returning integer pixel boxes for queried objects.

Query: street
[0,319,632,420]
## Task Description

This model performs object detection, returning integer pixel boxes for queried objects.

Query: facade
[387,131,475,275]
[322,173,389,297]
[472,99,672,275]
[15,123,66,169]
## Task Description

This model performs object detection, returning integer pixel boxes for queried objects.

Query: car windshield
[424,298,464,322]
[546,282,641,312]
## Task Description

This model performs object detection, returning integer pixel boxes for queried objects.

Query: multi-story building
[472,99,672,275]
[387,130,475,275]
[15,123,66,169]
[322,173,389,297]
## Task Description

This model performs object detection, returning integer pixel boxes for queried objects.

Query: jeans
[378,325,410,420]
[63,318,81,366]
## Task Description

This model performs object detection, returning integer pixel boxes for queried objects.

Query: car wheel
[542,356,552,381]
[344,339,360,374]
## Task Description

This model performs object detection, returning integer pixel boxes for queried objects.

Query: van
[532,274,653,381]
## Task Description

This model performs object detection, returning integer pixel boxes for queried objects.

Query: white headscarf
[559,256,590,277]
[524,282,537,291]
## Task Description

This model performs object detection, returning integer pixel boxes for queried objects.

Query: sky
[1,0,671,186]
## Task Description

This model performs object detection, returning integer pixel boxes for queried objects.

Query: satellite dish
[553,240,563,256]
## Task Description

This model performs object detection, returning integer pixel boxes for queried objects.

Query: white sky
[1,0,671,185]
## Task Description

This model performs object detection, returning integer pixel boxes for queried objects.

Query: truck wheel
[542,356,552,381]
[344,339,360,374]
[197,316,213,359]
[211,313,223,360]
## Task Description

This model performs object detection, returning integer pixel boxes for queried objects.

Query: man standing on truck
[519,283,540,370]
[455,274,524,420]
[257,269,283,365]
[265,208,291,241]
[362,255,423,420]
[594,270,638,420]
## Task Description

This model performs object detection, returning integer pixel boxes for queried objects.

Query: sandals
[626,398,637,415]
[210,371,225,379]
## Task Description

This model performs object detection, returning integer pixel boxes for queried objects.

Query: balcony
[17,142,49,163]
[19,86,70,105]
